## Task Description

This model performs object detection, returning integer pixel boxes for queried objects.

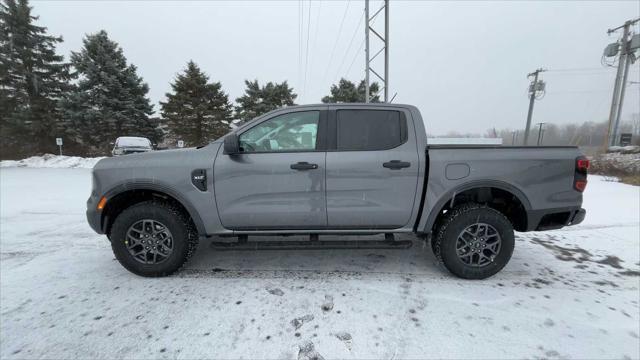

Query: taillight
[576,158,590,172]
[574,156,588,192]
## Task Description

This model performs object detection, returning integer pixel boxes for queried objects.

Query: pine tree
[235,80,297,122]
[160,61,233,146]
[0,0,71,158]
[321,78,380,103]
[61,30,159,155]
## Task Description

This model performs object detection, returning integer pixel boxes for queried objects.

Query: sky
[32,0,640,135]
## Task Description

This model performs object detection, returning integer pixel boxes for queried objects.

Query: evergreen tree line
[0,0,380,159]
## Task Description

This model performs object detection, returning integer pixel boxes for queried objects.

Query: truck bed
[417,144,584,233]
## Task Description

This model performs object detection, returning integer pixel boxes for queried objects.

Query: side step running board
[210,239,413,251]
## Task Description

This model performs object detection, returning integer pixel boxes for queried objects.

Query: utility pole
[536,122,546,146]
[511,131,517,145]
[365,0,389,102]
[605,17,640,147]
[364,0,369,102]
[523,68,546,145]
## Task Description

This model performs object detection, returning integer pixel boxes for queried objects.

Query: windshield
[116,137,152,148]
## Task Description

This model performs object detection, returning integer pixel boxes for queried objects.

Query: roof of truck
[287,103,413,108]
[232,103,418,134]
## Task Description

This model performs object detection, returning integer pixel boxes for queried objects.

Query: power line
[337,2,384,83]
[297,0,303,94]
[309,0,323,81]
[334,8,365,82]
[546,67,615,73]
[345,4,387,81]
[345,38,366,77]
[322,0,351,84]
[302,0,312,102]
[546,89,637,95]
[544,71,620,77]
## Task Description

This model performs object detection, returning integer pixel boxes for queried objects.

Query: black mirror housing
[223,133,240,154]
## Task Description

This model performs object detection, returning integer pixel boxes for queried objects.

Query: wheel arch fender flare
[102,180,207,236]
[422,179,532,233]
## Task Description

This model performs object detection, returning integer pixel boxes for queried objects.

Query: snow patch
[0,154,104,169]
[607,145,640,154]
[590,152,640,175]
[0,169,638,359]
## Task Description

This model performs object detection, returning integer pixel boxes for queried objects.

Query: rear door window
[336,110,404,151]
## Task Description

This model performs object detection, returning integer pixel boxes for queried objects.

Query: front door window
[239,111,319,152]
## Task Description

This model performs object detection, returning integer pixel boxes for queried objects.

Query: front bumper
[86,195,104,234]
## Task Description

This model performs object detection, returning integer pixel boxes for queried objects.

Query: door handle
[290,162,318,170]
[383,160,411,170]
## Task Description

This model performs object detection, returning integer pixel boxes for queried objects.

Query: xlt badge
[191,169,207,191]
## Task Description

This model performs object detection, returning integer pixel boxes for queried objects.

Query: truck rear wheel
[110,201,198,277]
[433,203,514,279]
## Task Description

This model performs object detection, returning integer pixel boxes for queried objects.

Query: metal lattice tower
[365,0,389,102]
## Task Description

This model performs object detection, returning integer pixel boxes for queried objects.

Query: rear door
[325,107,420,229]
[213,108,328,230]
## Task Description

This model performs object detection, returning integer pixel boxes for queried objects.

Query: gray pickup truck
[87,103,588,279]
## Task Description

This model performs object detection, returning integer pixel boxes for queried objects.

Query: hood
[95,146,208,171]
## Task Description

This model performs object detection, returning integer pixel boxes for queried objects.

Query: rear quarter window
[336,109,405,151]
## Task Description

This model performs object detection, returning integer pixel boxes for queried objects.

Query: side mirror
[110,142,115,146]
[223,133,240,155]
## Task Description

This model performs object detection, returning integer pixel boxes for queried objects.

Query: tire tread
[432,202,514,279]
[110,200,198,277]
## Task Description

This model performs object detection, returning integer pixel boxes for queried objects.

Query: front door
[325,108,420,229]
[214,109,327,230]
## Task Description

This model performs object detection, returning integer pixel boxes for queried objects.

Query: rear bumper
[571,208,586,226]
[526,207,586,231]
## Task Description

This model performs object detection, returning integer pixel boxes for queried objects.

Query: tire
[110,201,198,277]
[433,203,514,279]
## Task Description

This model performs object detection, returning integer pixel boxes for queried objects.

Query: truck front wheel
[432,203,514,279]
[110,201,198,277]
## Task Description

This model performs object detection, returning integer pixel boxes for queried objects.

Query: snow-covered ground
[0,154,104,169]
[0,167,639,359]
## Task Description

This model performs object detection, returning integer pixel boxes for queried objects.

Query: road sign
[55,138,63,155]
[177,140,184,148]
[620,133,632,146]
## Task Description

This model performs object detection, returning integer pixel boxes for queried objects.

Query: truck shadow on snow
[181,235,447,279]
[176,233,640,287]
